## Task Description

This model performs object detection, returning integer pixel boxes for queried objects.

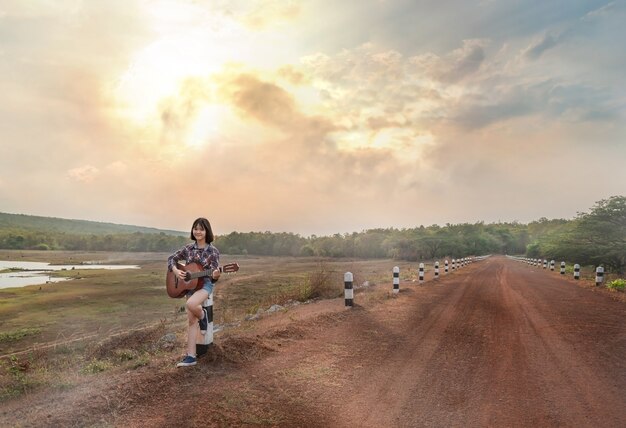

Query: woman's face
[193,225,206,242]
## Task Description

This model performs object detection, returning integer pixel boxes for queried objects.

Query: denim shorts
[187,280,214,297]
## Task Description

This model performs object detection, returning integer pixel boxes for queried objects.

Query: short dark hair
[190,217,214,243]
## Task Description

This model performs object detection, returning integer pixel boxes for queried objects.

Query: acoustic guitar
[165,262,239,298]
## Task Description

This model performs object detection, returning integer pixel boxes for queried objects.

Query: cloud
[67,165,100,183]
[220,73,299,127]
[105,161,128,174]
[277,65,309,85]
[157,77,213,145]
[522,33,559,60]
[440,39,487,82]
[582,1,616,21]
[243,0,301,30]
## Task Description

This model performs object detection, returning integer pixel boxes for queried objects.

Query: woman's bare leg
[185,289,209,356]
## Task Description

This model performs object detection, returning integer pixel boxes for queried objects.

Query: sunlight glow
[114,2,244,126]
[186,105,223,147]
[115,35,222,124]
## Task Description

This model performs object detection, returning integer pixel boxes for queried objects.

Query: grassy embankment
[0,250,419,402]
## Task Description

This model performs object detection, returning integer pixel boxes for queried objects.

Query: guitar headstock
[221,263,240,273]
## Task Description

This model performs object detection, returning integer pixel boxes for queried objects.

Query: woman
[167,217,221,368]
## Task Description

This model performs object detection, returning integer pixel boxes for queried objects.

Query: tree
[573,196,626,273]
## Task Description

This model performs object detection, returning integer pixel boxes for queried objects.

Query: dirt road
[4,256,625,427]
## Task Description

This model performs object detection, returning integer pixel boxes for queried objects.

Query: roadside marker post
[574,264,580,280]
[595,266,604,287]
[344,272,354,307]
[196,294,214,357]
[452,259,456,270]
[444,259,449,274]
[434,261,440,279]
[393,266,400,294]
[543,259,547,269]
[419,263,424,283]
[560,261,565,275]
[550,260,555,271]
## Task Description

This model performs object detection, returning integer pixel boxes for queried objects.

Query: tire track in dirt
[316,256,625,427]
[490,260,626,427]
[340,274,480,427]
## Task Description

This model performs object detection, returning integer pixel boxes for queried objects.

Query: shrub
[81,360,112,374]
[0,356,42,401]
[0,328,41,344]
[298,262,339,301]
[607,279,626,291]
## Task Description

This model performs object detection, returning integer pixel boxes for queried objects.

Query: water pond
[0,260,139,290]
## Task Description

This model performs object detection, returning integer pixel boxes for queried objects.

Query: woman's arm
[207,246,221,281]
[167,245,189,271]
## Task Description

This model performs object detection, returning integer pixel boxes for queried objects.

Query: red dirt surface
[2,256,625,427]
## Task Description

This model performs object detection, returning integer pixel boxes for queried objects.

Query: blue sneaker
[199,308,208,335]
[176,355,197,368]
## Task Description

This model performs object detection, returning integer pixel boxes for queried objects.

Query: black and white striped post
[550,260,555,271]
[543,259,547,269]
[574,264,580,280]
[452,259,456,270]
[419,263,425,283]
[444,259,449,274]
[595,266,604,287]
[196,294,214,357]
[560,261,565,275]
[393,266,400,294]
[434,261,440,279]
[344,272,354,306]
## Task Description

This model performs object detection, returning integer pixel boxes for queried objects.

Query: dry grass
[0,251,424,403]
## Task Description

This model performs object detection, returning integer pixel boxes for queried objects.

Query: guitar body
[166,262,206,298]
[165,261,239,298]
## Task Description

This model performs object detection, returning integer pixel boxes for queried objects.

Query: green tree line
[0,231,188,253]
[526,196,625,273]
[1,196,623,273]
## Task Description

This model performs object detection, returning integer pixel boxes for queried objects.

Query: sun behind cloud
[185,104,226,148]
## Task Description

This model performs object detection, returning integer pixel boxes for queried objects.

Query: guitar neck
[187,266,223,280]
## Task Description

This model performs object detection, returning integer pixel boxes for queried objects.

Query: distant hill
[0,212,186,236]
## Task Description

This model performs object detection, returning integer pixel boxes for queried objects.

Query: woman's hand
[211,268,221,281]
[172,267,186,280]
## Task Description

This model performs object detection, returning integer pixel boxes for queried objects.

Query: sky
[0,0,624,236]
